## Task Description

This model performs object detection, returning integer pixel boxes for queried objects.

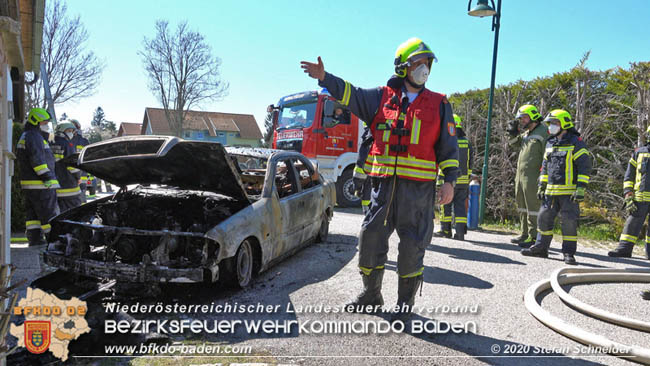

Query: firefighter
[52,122,83,211]
[16,108,61,246]
[435,114,472,240]
[353,122,374,215]
[301,37,460,321]
[508,105,549,247]
[521,110,592,265]
[608,124,650,258]
[70,119,89,203]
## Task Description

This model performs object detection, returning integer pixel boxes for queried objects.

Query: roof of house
[142,108,262,139]
[117,122,142,137]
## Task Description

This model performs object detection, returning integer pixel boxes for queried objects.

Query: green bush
[10,122,25,232]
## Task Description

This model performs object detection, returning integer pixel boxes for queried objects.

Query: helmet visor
[408,51,437,65]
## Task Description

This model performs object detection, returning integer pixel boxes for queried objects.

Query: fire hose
[524,267,650,364]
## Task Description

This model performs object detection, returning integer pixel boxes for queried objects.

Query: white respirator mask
[40,123,51,133]
[548,124,561,136]
[65,131,74,140]
[411,64,430,86]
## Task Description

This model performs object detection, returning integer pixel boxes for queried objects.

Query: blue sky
[58,0,650,132]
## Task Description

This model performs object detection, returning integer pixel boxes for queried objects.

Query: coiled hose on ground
[524,267,650,364]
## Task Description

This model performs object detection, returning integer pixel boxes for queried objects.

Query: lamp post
[468,0,501,225]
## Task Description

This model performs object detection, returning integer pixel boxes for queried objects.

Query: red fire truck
[268,89,364,207]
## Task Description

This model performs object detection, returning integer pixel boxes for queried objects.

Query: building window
[184,132,191,138]
[219,132,225,137]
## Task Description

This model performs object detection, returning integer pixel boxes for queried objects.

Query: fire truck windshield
[277,102,317,130]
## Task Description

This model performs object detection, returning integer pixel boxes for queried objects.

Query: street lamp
[468,0,501,225]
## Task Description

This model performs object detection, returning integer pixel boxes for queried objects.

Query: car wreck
[43,136,335,288]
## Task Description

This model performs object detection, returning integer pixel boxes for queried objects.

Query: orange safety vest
[364,86,443,182]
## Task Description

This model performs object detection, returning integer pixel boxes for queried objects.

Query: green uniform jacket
[510,123,548,191]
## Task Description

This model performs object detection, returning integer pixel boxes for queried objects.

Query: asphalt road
[9,206,650,366]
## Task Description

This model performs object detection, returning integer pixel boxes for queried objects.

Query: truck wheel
[336,168,361,208]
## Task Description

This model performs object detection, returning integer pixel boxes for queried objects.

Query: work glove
[537,184,546,201]
[43,179,57,188]
[624,194,637,215]
[353,177,365,198]
[571,186,586,202]
[506,120,520,137]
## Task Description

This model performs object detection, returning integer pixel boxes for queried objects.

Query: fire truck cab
[269,89,364,207]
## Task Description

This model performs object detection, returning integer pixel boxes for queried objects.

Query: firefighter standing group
[16,108,90,247]
[301,36,649,318]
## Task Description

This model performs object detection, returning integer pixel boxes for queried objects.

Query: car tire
[225,239,254,289]
[315,213,329,243]
[336,168,361,208]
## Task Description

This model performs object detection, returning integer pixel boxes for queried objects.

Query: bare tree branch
[25,1,104,113]
[139,20,229,137]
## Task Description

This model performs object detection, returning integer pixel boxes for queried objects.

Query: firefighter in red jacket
[301,37,459,322]
[16,108,61,246]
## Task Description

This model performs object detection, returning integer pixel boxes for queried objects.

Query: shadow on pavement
[193,233,359,342]
[466,239,526,254]
[383,260,493,290]
[572,251,650,268]
[428,244,526,265]
[404,311,604,366]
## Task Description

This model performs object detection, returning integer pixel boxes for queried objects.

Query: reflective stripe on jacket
[539,132,591,196]
[365,86,456,182]
[16,124,58,189]
[623,145,650,202]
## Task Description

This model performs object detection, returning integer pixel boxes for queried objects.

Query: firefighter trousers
[358,176,434,277]
[618,201,650,247]
[57,193,83,213]
[533,195,579,255]
[361,180,372,216]
[79,182,87,203]
[440,186,468,233]
[24,189,60,246]
[516,179,541,240]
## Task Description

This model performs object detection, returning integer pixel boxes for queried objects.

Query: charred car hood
[77,136,249,202]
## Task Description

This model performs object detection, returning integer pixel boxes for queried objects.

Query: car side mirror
[322,99,336,128]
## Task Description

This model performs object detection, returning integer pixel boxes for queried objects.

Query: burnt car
[43,136,335,288]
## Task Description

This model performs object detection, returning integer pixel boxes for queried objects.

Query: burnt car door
[268,157,305,258]
[289,155,324,243]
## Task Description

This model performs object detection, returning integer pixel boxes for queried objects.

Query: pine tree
[91,106,105,127]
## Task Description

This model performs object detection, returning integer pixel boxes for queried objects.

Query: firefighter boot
[510,234,528,244]
[517,236,535,248]
[25,229,46,247]
[608,242,634,258]
[390,275,423,323]
[563,253,577,265]
[344,269,384,313]
[453,223,466,241]
[642,290,650,300]
[521,244,549,258]
[435,222,452,238]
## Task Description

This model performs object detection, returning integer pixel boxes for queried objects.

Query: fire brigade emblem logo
[24,321,51,354]
[448,122,456,136]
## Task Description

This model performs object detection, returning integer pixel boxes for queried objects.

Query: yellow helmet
[544,109,574,130]
[27,108,51,126]
[453,114,462,129]
[515,104,541,121]
[394,38,437,78]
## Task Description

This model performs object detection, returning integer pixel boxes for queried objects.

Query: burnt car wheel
[225,239,254,289]
[315,213,329,243]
